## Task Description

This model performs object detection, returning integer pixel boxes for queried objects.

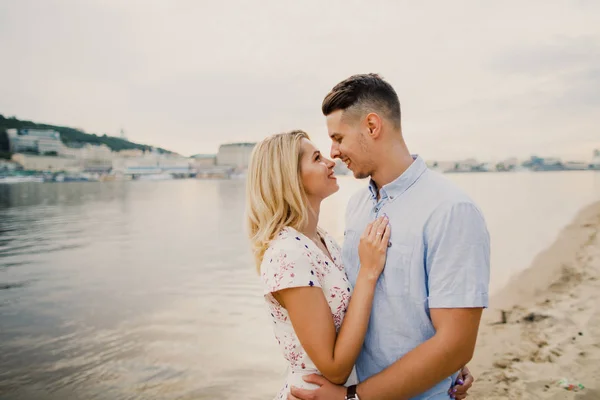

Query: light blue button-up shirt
[343,155,490,399]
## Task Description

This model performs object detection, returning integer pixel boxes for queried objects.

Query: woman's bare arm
[274,216,390,384]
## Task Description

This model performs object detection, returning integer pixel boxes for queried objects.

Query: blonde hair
[245,130,311,272]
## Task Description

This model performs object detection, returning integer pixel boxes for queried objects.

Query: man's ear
[366,113,382,138]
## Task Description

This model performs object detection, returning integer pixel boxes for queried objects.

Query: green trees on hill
[0,114,174,157]
[0,129,9,159]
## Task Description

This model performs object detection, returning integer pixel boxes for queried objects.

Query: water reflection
[0,180,275,399]
[0,181,132,209]
[0,173,599,399]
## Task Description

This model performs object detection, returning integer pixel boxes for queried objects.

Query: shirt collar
[368,155,427,201]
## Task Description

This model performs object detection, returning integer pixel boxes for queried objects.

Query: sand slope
[470,201,600,399]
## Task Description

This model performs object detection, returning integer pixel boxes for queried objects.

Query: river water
[1,171,599,399]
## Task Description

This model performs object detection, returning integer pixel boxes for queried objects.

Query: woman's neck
[301,197,321,241]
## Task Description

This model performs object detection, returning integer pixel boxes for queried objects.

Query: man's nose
[330,144,340,159]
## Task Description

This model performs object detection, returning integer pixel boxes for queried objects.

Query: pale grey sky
[1,0,599,160]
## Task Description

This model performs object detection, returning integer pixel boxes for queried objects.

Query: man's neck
[371,146,414,191]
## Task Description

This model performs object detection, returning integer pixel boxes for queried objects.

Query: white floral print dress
[260,226,358,400]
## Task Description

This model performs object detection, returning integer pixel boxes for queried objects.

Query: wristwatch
[345,385,360,400]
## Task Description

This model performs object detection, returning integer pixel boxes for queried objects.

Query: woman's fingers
[380,222,391,249]
[362,215,390,246]
[368,216,384,242]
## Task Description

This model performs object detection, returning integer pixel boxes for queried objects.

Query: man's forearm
[356,334,472,400]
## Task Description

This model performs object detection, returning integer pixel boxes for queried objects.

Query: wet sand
[470,201,600,399]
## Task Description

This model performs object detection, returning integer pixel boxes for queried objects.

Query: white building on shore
[9,141,194,176]
[6,128,64,155]
[216,142,256,169]
[11,153,79,172]
[191,154,217,168]
[63,143,114,173]
[111,148,192,176]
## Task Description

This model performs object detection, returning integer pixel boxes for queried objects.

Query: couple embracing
[245,74,490,400]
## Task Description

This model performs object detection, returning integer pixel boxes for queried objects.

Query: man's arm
[355,307,482,400]
[357,201,490,399]
[288,310,481,400]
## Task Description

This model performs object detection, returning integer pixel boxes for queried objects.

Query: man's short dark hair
[321,73,401,128]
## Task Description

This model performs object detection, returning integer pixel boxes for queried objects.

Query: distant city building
[523,156,564,171]
[158,154,192,174]
[0,159,18,172]
[217,142,256,169]
[426,160,456,172]
[117,149,145,158]
[112,150,192,176]
[11,153,79,172]
[591,149,600,170]
[563,161,588,170]
[496,157,519,171]
[82,144,113,172]
[191,154,217,168]
[59,143,114,173]
[445,158,491,173]
[6,128,64,155]
[63,143,113,160]
[195,165,236,179]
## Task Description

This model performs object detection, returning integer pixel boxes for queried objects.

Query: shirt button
[388,241,392,247]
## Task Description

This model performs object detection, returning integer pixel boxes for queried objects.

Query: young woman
[245,130,471,400]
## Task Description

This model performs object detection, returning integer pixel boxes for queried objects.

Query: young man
[289,74,490,400]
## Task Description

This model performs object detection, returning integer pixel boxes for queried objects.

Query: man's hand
[287,374,346,400]
[448,365,474,399]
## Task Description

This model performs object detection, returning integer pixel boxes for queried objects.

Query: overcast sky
[1,0,599,160]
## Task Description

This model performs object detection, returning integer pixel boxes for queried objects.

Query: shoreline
[471,200,600,399]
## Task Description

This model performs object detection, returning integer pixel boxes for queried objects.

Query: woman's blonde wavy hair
[245,130,311,272]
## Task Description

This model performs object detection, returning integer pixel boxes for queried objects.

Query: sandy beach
[470,201,600,399]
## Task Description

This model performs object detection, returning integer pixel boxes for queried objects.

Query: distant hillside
[0,114,175,159]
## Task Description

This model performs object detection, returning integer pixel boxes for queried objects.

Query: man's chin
[353,170,369,180]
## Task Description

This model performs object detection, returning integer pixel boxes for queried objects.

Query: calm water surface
[1,171,599,399]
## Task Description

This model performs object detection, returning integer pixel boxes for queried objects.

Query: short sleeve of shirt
[260,236,322,295]
[425,201,491,308]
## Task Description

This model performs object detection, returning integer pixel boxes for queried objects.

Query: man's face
[326,110,374,179]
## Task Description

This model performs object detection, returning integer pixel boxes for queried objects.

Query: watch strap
[346,384,358,400]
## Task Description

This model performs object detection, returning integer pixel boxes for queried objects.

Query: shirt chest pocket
[344,228,414,297]
[383,238,414,297]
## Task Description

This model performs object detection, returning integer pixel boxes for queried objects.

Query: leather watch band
[345,384,359,400]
